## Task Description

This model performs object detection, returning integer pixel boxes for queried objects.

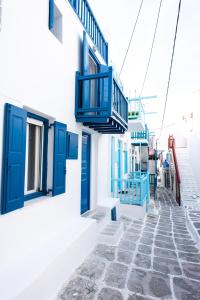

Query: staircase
[83,208,123,245]
[176,147,200,208]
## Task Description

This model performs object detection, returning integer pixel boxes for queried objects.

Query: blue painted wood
[111,206,117,221]
[1,104,27,214]
[81,132,90,214]
[124,144,128,174]
[111,136,115,192]
[66,131,79,159]
[82,31,90,109]
[68,0,108,64]
[52,122,67,196]
[82,31,89,74]
[49,0,54,30]
[24,192,44,201]
[75,67,128,133]
[99,64,109,115]
[112,173,149,207]
[117,140,122,189]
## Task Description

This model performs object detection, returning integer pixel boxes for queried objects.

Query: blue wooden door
[81,132,91,214]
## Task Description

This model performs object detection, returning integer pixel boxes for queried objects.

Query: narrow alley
[58,186,200,300]
[1,1,200,299]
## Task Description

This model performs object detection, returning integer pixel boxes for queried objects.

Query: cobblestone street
[58,187,200,300]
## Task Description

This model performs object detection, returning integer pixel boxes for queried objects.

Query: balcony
[75,67,128,133]
[68,0,108,64]
[112,172,149,209]
[128,98,145,132]
[131,125,149,145]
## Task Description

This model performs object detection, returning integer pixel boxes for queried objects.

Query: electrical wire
[139,0,163,97]
[118,0,144,80]
[159,0,182,140]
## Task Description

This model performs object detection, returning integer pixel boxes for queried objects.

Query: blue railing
[112,173,149,210]
[75,67,128,129]
[131,131,147,139]
[68,0,108,64]
[129,171,147,179]
[131,125,149,140]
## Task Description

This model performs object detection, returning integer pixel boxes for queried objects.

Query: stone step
[83,208,111,233]
[98,221,124,245]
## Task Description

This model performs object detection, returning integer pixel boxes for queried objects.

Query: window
[25,118,44,195]
[1,103,67,214]
[24,114,48,200]
[89,53,98,108]
[49,1,63,43]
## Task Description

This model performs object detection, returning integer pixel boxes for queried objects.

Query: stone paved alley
[58,187,200,300]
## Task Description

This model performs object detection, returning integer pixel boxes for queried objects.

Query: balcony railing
[112,173,149,209]
[75,67,128,133]
[131,131,147,139]
[68,0,108,64]
[128,99,145,123]
[131,125,149,140]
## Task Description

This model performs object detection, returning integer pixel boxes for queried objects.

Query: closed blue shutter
[52,122,67,196]
[82,31,90,108]
[66,132,78,160]
[1,104,27,214]
[99,64,109,114]
[49,0,54,30]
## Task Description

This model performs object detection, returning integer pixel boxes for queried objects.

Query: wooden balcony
[75,67,128,134]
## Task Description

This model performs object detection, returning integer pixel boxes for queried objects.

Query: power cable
[118,0,144,79]
[159,0,182,140]
[139,0,163,97]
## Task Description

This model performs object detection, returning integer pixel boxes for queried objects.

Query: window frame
[88,47,100,72]
[24,112,49,201]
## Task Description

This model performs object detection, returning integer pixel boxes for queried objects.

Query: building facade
[0,1,152,299]
[0,0,129,299]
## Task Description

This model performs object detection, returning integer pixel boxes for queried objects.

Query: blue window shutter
[82,31,90,108]
[66,132,78,160]
[52,121,67,196]
[49,0,54,30]
[1,104,27,214]
[99,64,109,113]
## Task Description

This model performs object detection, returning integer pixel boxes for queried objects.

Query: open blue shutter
[52,122,67,196]
[49,0,54,30]
[82,31,90,108]
[1,104,27,214]
[100,64,109,114]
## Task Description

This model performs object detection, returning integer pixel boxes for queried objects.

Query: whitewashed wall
[0,0,112,299]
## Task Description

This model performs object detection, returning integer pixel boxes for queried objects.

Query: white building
[0,1,133,299]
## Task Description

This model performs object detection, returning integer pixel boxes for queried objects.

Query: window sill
[24,192,46,202]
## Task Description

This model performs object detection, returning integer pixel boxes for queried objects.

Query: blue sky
[90,0,200,144]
